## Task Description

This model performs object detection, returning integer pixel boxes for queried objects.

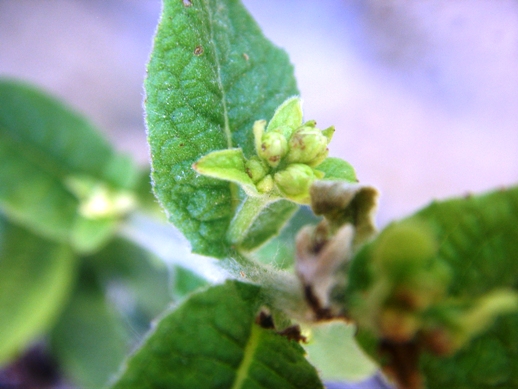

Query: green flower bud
[270,125,294,140]
[258,129,289,168]
[286,125,330,166]
[66,176,136,219]
[245,156,268,183]
[256,174,274,193]
[274,163,317,204]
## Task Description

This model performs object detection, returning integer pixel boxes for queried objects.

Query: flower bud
[258,129,289,168]
[286,125,330,166]
[245,156,268,183]
[274,163,316,203]
[256,174,274,193]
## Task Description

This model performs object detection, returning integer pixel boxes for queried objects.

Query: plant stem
[226,195,272,245]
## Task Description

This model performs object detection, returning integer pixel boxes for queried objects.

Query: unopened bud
[245,156,268,183]
[274,163,316,203]
[256,174,274,193]
[287,126,330,166]
[258,130,289,168]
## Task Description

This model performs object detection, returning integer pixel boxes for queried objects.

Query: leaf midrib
[205,0,231,150]
[204,0,239,209]
[231,324,261,389]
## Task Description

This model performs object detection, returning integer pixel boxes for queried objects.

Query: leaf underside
[349,186,518,388]
[146,0,298,257]
[111,280,323,389]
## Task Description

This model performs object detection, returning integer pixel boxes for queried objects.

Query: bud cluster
[249,99,334,203]
[193,97,351,206]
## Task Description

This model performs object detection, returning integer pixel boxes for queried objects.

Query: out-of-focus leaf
[50,277,129,389]
[86,237,172,321]
[134,168,165,219]
[146,0,298,257]
[111,280,323,389]
[304,322,376,382]
[171,265,208,300]
[0,216,75,365]
[348,185,518,388]
[0,79,138,252]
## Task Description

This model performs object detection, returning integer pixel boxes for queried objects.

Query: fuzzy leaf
[193,148,258,196]
[348,185,518,388]
[111,280,323,389]
[316,157,357,182]
[0,79,137,252]
[238,199,298,251]
[0,217,75,365]
[265,96,303,132]
[146,0,298,257]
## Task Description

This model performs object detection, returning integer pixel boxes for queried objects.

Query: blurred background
[1,0,517,226]
[2,1,518,388]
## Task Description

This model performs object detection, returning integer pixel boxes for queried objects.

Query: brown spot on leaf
[243,53,249,61]
[255,310,307,343]
[194,45,204,56]
[278,325,307,343]
[183,0,193,6]
[255,311,275,329]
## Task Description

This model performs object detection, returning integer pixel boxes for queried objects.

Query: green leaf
[0,216,75,365]
[194,148,258,196]
[134,168,166,218]
[172,265,209,300]
[316,157,357,182]
[347,185,518,388]
[265,96,303,133]
[254,206,321,269]
[238,199,298,251]
[0,79,138,252]
[85,237,172,321]
[146,0,298,258]
[304,322,376,382]
[111,280,323,389]
[51,277,130,389]
[415,186,518,388]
